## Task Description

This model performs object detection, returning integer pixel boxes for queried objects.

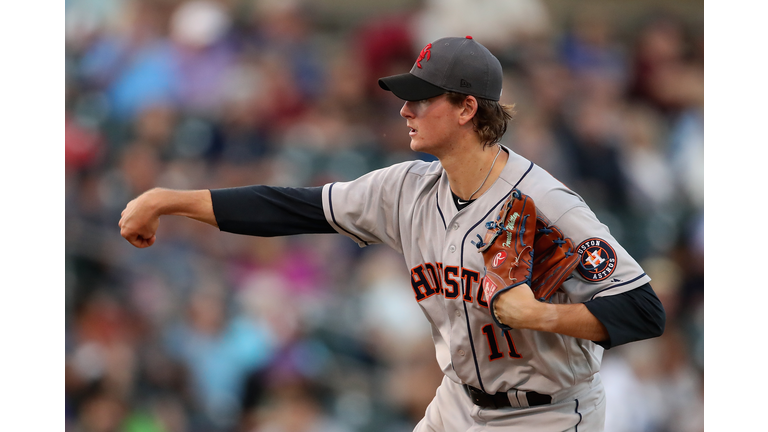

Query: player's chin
[410,142,440,158]
[409,138,428,154]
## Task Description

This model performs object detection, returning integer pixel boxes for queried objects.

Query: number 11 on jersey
[482,323,522,360]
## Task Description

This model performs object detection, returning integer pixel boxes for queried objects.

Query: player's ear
[458,95,478,126]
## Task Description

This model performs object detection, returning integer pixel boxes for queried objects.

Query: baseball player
[119,36,665,431]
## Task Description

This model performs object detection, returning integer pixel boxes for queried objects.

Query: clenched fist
[119,189,161,248]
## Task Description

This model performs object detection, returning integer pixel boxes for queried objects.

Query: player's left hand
[489,283,545,330]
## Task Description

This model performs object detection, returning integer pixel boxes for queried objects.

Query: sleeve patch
[576,238,617,282]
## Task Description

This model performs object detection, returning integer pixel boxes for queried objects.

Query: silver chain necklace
[465,144,502,202]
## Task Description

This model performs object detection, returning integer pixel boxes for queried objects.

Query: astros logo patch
[492,251,507,268]
[576,238,617,282]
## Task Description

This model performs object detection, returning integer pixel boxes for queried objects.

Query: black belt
[464,385,552,409]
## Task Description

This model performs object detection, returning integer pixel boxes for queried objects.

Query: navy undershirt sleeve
[584,282,666,349]
[210,185,336,236]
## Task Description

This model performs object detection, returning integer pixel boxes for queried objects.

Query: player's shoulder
[350,159,441,183]
[381,159,444,187]
[354,159,442,194]
[503,151,588,224]
[373,159,441,175]
[402,158,444,177]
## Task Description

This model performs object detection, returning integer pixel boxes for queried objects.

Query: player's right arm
[119,161,418,248]
[119,185,337,248]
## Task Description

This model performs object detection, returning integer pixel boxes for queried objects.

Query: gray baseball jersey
[321,147,650,396]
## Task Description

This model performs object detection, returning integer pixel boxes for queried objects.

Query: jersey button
[449,245,456,253]
[455,310,461,317]
[452,223,459,230]
[458,350,465,356]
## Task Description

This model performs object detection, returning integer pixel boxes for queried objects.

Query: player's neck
[441,143,508,201]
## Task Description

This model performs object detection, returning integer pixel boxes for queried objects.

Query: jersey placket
[447,192,511,393]
[441,217,477,386]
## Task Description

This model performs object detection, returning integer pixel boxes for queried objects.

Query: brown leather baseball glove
[475,189,579,330]
[530,217,579,302]
[475,189,536,330]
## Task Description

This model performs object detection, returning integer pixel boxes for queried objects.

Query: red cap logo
[416,43,432,68]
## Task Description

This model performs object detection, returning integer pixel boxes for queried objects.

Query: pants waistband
[463,374,601,410]
[464,385,551,409]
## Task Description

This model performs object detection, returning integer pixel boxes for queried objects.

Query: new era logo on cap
[378,36,503,101]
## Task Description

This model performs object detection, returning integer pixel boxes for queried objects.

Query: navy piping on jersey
[589,273,648,300]
[436,190,447,230]
[574,399,582,431]
[328,183,368,246]
[459,192,512,393]
[517,161,534,188]
[456,161,534,393]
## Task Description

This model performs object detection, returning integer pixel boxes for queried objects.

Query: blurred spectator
[668,96,704,210]
[66,0,127,53]
[505,112,572,182]
[602,328,704,432]
[559,94,632,214]
[628,13,702,115]
[121,395,189,432]
[560,8,627,85]
[168,0,237,115]
[163,284,276,429]
[66,112,107,174]
[78,0,178,121]
[617,104,676,212]
[412,0,552,56]
[352,14,416,96]
[71,384,128,432]
[244,375,352,432]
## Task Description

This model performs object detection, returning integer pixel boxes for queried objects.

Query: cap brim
[378,73,446,101]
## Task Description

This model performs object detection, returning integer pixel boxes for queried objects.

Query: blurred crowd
[65,0,704,431]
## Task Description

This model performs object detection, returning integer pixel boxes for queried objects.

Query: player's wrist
[141,188,169,217]
[516,296,549,331]
[528,302,557,333]
[148,188,217,226]
[144,188,192,216]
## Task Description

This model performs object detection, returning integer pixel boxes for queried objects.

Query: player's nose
[400,101,415,119]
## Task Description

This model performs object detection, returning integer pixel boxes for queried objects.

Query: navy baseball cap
[378,36,503,101]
